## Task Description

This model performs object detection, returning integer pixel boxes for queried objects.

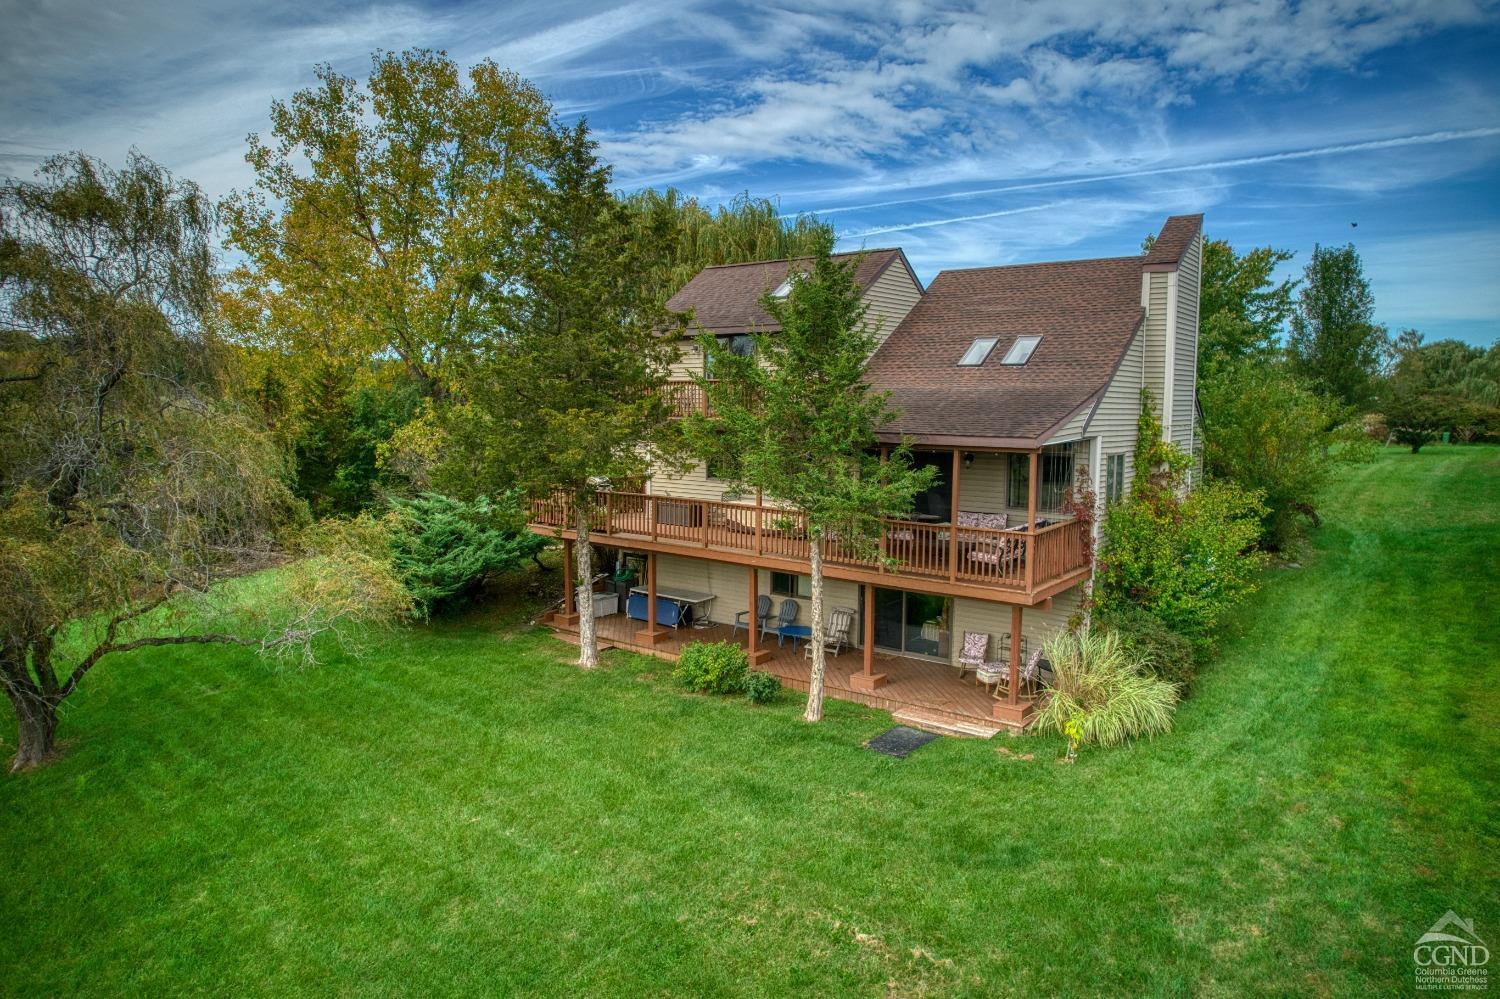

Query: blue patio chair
[766,598,799,643]
[733,594,773,639]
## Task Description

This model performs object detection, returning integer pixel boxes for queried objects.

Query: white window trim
[1000,335,1042,365]
[958,337,999,366]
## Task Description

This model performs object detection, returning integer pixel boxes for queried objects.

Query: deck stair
[891,707,1006,739]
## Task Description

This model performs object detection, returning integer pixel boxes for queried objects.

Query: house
[530,215,1203,732]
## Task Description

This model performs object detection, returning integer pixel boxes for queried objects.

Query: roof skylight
[1000,335,1042,365]
[771,277,795,298]
[958,337,999,366]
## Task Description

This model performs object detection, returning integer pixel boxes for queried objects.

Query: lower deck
[549,611,1033,736]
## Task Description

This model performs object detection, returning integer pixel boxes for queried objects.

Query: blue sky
[4,0,1498,344]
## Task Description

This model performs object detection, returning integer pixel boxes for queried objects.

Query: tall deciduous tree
[421,122,684,668]
[688,252,934,722]
[1200,359,1370,549]
[1288,243,1389,410]
[1197,239,1297,375]
[221,49,553,397]
[0,153,409,770]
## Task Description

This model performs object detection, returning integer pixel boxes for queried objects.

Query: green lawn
[3,446,1496,996]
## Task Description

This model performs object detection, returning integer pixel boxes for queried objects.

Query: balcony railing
[660,379,715,418]
[529,491,1091,598]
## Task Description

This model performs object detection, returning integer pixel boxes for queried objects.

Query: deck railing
[659,379,715,418]
[529,491,1091,597]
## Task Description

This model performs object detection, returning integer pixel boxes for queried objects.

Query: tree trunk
[5,681,59,773]
[803,534,826,723]
[573,501,599,669]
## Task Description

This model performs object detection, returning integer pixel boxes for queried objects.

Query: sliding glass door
[873,587,951,659]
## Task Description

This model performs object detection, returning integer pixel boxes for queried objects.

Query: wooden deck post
[1025,449,1040,593]
[634,550,669,645]
[993,602,1034,726]
[554,538,580,626]
[949,447,962,582]
[746,567,770,664]
[850,582,887,691]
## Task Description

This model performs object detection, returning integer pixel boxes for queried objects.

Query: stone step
[892,707,1006,739]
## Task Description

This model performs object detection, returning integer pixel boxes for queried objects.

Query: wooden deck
[548,612,1036,735]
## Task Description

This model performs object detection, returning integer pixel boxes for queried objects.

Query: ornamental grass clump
[1034,627,1179,748]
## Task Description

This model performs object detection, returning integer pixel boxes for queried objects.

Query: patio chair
[983,634,1030,698]
[764,598,799,641]
[732,593,773,639]
[805,606,856,659]
[956,631,989,680]
[1019,646,1051,695]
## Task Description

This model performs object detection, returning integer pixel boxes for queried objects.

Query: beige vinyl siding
[653,554,860,631]
[649,462,749,502]
[1091,326,1146,503]
[861,261,923,351]
[652,554,750,628]
[668,332,705,379]
[1046,405,1092,444]
[1144,272,1169,408]
[1172,236,1201,460]
[950,586,1086,662]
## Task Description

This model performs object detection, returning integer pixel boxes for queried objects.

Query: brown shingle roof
[666,249,909,335]
[866,256,1147,447]
[1143,213,1204,267]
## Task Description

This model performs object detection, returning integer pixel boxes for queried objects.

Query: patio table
[777,624,813,650]
[627,586,716,628]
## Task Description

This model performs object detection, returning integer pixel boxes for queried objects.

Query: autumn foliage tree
[0,153,409,770]
[221,49,553,398]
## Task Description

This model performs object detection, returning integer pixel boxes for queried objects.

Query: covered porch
[546,595,1042,736]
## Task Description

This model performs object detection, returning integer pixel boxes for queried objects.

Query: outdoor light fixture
[963,452,975,469]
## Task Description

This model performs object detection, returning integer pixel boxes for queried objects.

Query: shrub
[1096,479,1267,652]
[1033,628,1179,747]
[673,641,749,695]
[1199,358,1371,549]
[386,491,547,615]
[1096,601,1197,689]
[743,670,782,704]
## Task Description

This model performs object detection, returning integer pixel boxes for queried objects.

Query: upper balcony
[527,490,1092,606]
[660,379,716,419]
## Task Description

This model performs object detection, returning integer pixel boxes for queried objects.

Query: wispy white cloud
[805,127,1500,218]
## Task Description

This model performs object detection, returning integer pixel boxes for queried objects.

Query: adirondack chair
[805,606,856,659]
[764,598,799,642]
[733,594,773,638]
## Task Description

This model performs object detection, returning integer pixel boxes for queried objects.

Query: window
[705,455,739,481]
[770,572,810,598]
[1000,335,1042,365]
[704,333,754,377]
[771,277,795,298]
[1007,443,1076,512]
[1106,453,1125,504]
[958,337,999,366]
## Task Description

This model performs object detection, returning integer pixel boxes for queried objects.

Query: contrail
[803,126,1500,218]
[840,202,1063,237]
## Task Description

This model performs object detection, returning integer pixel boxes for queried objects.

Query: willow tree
[688,251,933,722]
[424,122,685,668]
[0,153,409,770]
[622,189,834,304]
[221,49,553,397]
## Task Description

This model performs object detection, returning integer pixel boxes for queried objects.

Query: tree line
[0,50,844,769]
